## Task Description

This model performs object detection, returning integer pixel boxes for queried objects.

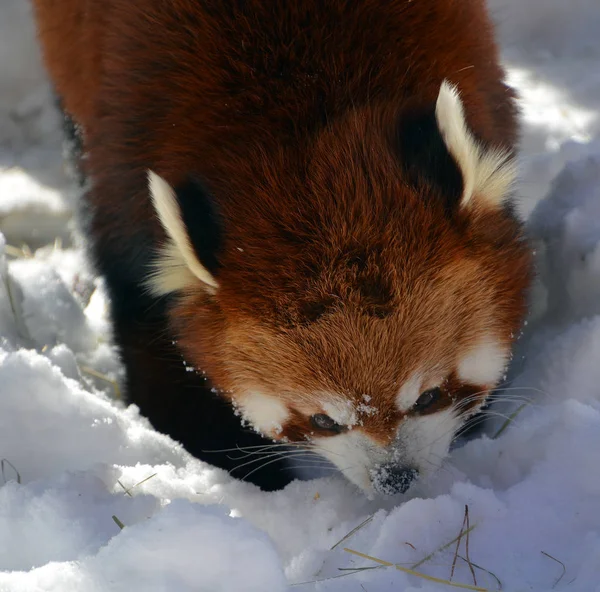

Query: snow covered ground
[1,0,600,590]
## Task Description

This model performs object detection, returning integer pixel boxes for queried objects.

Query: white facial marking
[313,431,379,497]
[146,170,218,295]
[236,392,290,437]
[322,398,358,427]
[395,373,424,412]
[397,408,459,478]
[435,81,517,209]
[458,338,508,385]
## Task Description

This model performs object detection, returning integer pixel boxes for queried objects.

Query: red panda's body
[32,0,532,494]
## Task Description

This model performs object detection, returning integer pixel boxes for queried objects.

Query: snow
[1,0,600,590]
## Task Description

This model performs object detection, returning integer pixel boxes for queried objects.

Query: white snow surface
[1,0,600,590]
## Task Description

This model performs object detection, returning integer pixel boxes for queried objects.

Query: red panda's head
[146,82,532,496]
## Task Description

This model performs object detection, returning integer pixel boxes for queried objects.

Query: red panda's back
[34,0,516,171]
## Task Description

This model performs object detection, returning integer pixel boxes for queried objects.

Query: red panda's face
[147,82,532,496]
[176,251,527,496]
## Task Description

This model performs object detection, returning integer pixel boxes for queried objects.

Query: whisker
[470,393,537,406]
[487,397,537,406]
[456,394,534,412]
[494,385,550,398]
[454,385,549,410]
[476,410,520,422]
[203,442,310,454]
[241,454,307,482]
[305,443,348,459]
[229,450,322,474]
[228,452,288,474]
[282,464,338,472]
[225,446,316,460]
[491,381,550,398]
[456,409,513,424]
[228,449,324,474]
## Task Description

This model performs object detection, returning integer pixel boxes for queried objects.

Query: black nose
[372,466,419,495]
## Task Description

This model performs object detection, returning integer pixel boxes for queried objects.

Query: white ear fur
[435,80,517,208]
[146,170,218,295]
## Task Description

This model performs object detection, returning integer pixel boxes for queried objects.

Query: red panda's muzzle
[371,465,419,496]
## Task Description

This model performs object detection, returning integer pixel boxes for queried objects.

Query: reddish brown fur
[32,0,532,487]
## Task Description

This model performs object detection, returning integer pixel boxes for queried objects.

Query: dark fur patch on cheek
[277,408,353,442]
[407,376,489,419]
[278,409,312,442]
[445,375,489,415]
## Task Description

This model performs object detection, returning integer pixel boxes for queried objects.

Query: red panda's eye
[413,387,442,413]
[310,414,343,433]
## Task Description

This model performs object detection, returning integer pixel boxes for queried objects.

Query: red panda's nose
[372,466,419,495]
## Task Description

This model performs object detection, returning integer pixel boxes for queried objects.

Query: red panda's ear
[146,171,220,295]
[435,80,517,210]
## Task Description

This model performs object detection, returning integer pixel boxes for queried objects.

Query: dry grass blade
[330,514,374,550]
[290,567,383,586]
[4,244,33,259]
[451,506,469,580]
[117,473,158,497]
[493,403,529,439]
[344,548,488,591]
[3,273,20,327]
[1,265,35,346]
[79,365,122,399]
[458,556,502,590]
[1,458,21,484]
[117,479,132,497]
[541,551,567,588]
[127,473,157,495]
[464,506,477,586]
[112,515,125,530]
[411,524,478,570]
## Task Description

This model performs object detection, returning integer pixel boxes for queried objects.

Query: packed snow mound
[1,0,600,590]
[0,490,287,592]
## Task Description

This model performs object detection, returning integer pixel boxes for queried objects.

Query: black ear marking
[394,106,463,214]
[175,177,223,276]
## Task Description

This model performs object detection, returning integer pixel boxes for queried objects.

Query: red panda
[31,0,532,496]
